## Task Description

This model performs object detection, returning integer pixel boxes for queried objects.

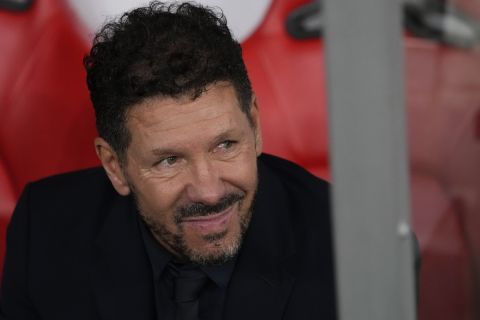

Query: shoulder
[257,153,330,204]
[15,167,119,234]
[257,153,332,263]
[258,153,329,186]
[25,167,114,206]
[28,167,110,194]
[256,153,331,238]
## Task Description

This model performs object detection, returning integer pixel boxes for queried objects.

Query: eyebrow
[211,129,238,145]
[150,147,181,158]
[149,128,240,157]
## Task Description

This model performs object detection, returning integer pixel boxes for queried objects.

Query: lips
[180,204,235,233]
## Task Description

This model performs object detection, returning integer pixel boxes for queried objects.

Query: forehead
[130,85,237,125]
[125,83,250,150]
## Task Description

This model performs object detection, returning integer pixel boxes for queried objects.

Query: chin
[184,230,243,266]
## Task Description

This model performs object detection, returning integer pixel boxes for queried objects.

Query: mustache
[175,192,245,223]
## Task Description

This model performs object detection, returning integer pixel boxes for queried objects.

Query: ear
[250,95,263,156]
[94,137,131,196]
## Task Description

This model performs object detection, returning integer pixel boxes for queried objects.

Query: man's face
[117,83,261,265]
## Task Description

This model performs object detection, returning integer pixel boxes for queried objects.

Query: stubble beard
[135,192,255,266]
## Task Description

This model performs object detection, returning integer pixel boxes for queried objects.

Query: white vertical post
[323,0,416,319]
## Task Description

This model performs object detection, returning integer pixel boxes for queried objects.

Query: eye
[217,140,236,150]
[156,156,178,167]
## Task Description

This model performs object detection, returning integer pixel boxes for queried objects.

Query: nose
[185,157,226,205]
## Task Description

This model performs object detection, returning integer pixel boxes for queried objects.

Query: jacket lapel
[224,160,297,320]
[89,193,155,320]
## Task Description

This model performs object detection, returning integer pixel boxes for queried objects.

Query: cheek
[135,182,183,222]
[232,155,258,187]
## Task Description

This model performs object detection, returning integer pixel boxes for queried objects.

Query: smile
[180,203,236,233]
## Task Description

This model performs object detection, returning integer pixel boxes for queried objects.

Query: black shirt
[137,216,236,320]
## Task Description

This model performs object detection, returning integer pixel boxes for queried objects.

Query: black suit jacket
[1,154,336,320]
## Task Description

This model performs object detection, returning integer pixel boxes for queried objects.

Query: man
[0,1,336,319]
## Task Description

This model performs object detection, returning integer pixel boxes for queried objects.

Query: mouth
[180,203,236,233]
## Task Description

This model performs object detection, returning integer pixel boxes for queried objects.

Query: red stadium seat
[411,174,474,320]
[0,158,16,271]
[0,0,98,270]
[243,0,330,179]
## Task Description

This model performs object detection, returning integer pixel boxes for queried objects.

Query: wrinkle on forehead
[127,83,241,134]
[130,101,232,134]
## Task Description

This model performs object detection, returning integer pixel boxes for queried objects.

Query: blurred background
[1,0,480,319]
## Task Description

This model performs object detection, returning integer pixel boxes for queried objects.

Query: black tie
[168,263,208,320]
